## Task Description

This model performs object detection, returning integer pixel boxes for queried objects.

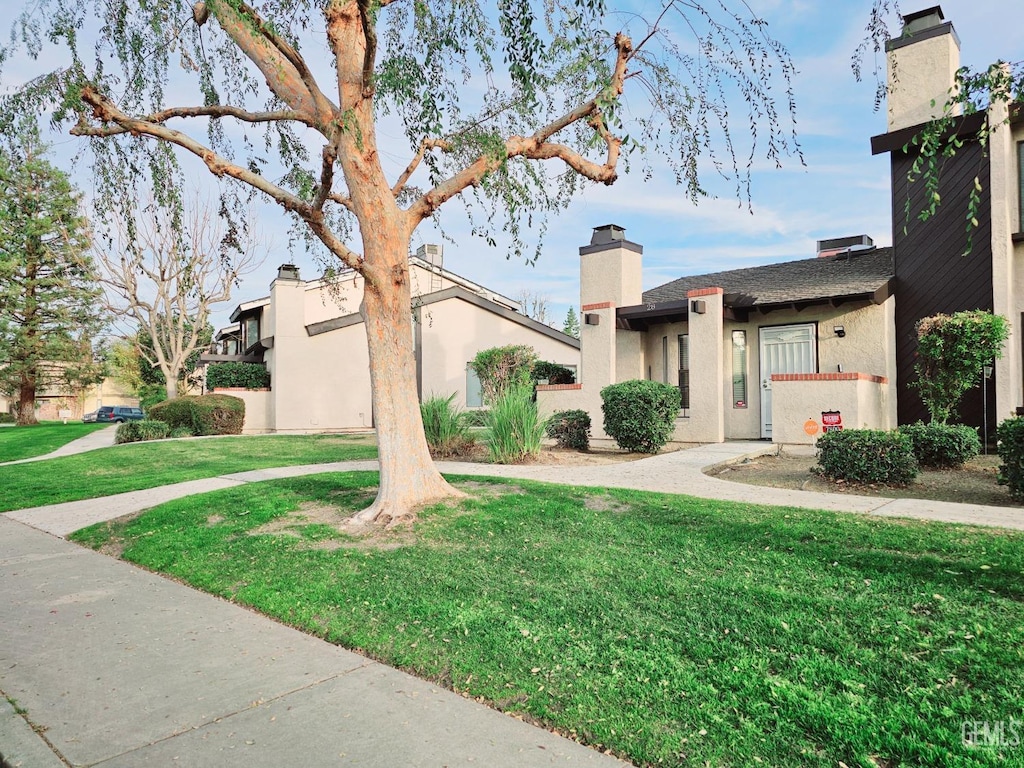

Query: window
[677,334,690,413]
[466,364,483,408]
[732,330,748,408]
[662,336,669,384]
[244,317,259,350]
[1018,141,1024,233]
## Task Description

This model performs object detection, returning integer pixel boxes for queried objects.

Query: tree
[0,120,105,425]
[913,310,1009,424]
[515,289,551,326]
[563,307,580,339]
[4,1,801,523]
[94,195,262,399]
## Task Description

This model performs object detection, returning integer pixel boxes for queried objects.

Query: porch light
[690,299,706,314]
[833,325,846,338]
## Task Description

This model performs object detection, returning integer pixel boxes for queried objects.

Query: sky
[2,1,1024,334]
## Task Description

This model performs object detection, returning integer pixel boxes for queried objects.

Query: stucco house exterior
[206,247,580,433]
[540,6,1024,445]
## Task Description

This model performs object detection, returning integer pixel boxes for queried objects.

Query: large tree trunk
[17,374,37,426]
[165,375,178,400]
[350,231,465,527]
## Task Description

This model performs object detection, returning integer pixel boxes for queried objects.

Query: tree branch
[407,33,633,224]
[392,138,451,197]
[68,104,313,134]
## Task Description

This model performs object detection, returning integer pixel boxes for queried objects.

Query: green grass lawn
[73,473,1024,767]
[0,435,377,512]
[0,422,111,463]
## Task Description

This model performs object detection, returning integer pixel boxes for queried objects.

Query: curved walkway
[0,424,118,466]
[3,442,1022,768]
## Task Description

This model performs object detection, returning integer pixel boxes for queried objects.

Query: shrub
[899,421,980,469]
[486,384,544,463]
[206,362,271,390]
[815,429,918,485]
[169,427,194,439]
[470,345,537,404]
[997,417,1024,500]
[0,412,15,424]
[913,310,1008,423]
[462,409,490,428]
[600,380,680,453]
[545,409,591,450]
[138,384,167,412]
[148,394,245,436]
[420,393,475,458]
[531,361,575,385]
[115,419,170,444]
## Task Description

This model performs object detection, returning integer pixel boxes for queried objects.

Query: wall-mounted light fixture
[584,313,600,326]
[833,325,846,338]
[690,299,707,315]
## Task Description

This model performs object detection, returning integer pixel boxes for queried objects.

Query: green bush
[420,393,475,458]
[997,417,1024,500]
[600,380,680,453]
[486,384,544,463]
[206,362,271,390]
[462,409,489,428]
[169,426,194,439]
[138,384,167,412]
[898,421,980,468]
[115,419,170,444]
[545,409,591,450]
[0,412,15,424]
[531,361,575,385]
[815,429,918,485]
[470,345,537,404]
[148,394,245,436]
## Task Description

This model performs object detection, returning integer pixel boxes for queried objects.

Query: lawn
[0,434,377,512]
[0,422,111,463]
[74,472,1024,767]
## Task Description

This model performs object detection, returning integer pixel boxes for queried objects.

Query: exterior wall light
[690,299,707,314]
[833,325,846,338]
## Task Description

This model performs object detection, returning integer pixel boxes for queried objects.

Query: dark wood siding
[891,139,996,435]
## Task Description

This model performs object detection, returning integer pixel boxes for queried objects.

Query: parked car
[95,406,145,424]
[81,410,98,423]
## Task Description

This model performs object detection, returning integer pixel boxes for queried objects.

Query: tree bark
[350,229,465,527]
[165,376,178,400]
[17,373,37,426]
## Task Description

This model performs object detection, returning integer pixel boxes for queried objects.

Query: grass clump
[75,473,1024,768]
[420,393,475,458]
[486,384,543,463]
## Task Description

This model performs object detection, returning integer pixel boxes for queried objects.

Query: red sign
[821,411,843,432]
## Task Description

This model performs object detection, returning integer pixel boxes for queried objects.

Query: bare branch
[69,104,313,134]
[392,138,451,197]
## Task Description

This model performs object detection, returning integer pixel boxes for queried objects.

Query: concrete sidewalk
[0,425,118,466]
[3,441,1023,766]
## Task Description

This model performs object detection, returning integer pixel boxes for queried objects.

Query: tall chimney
[885,6,961,133]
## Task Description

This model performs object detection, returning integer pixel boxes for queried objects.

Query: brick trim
[686,287,724,298]
[536,383,583,391]
[581,302,614,311]
[771,373,888,384]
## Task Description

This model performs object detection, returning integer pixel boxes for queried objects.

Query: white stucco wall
[213,388,272,434]
[887,26,960,133]
[770,375,892,445]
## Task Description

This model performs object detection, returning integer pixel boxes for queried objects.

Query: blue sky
[3,1,1023,332]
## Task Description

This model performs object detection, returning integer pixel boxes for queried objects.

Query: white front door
[759,324,817,438]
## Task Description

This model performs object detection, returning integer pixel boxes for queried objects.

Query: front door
[759,324,816,438]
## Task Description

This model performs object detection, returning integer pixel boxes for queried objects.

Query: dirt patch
[709,450,1020,508]
[248,501,349,537]
[583,494,632,513]
[443,440,670,466]
[454,480,528,497]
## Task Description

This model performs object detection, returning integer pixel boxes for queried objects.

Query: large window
[466,364,483,408]
[732,330,748,408]
[677,334,690,414]
[1018,142,1024,233]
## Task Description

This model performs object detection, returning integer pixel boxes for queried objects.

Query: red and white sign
[821,411,843,432]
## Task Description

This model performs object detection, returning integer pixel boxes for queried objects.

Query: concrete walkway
[0,424,118,466]
[3,442,1023,767]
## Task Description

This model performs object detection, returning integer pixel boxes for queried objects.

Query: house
[536,226,897,444]
[540,6,1024,444]
[206,246,580,433]
[0,375,139,421]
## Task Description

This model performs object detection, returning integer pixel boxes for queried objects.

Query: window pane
[1019,142,1024,232]
[466,364,483,408]
[677,334,690,410]
[732,330,747,408]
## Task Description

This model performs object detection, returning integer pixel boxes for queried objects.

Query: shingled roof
[643,247,894,308]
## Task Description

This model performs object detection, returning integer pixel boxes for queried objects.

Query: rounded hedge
[147,394,245,436]
[115,420,170,444]
[600,380,680,453]
[206,361,271,390]
[545,409,591,450]
[815,429,918,485]
[898,421,980,469]
[997,417,1024,500]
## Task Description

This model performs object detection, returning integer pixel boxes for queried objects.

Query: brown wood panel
[891,138,997,437]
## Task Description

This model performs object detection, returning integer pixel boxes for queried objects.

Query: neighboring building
[206,247,580,433]
[870,4,1024,440]
[541,7,1024,445]
[0,375,139,420]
